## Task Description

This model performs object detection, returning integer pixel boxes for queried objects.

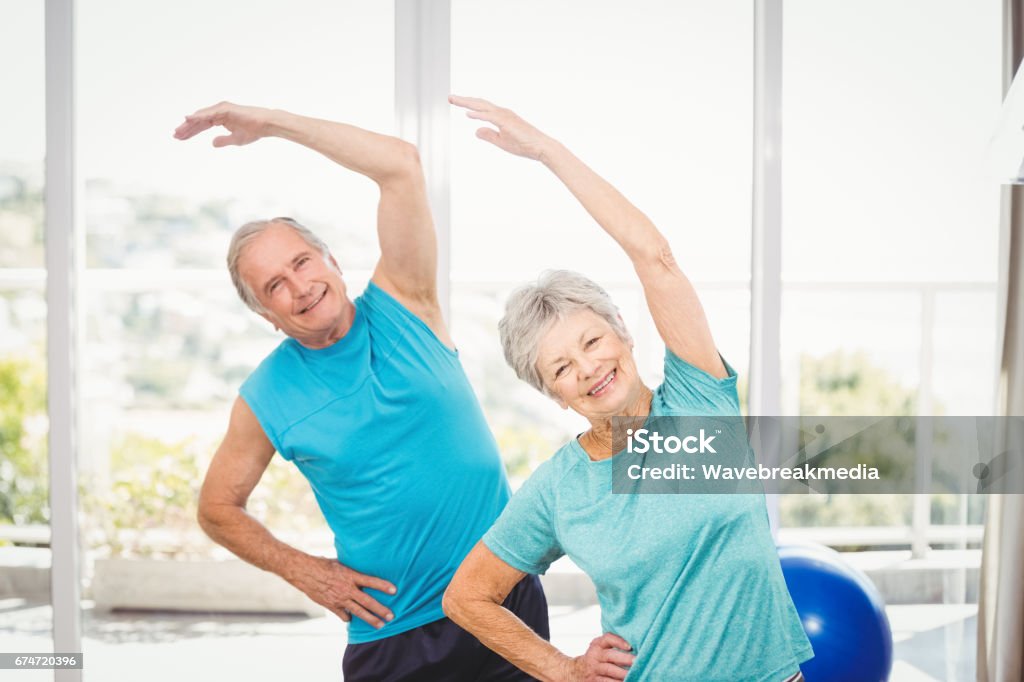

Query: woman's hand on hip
[449,95,554,162]
[562,633,635,681]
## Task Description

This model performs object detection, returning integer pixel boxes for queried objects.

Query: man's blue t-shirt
[484,350,814,680]
[240,282,511,643]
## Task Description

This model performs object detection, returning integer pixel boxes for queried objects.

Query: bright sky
[1,0,1003,283]
[0,0,1005,411]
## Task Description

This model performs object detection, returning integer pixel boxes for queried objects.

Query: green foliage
[82,432,326,559]
[496,426,556,479]
[0,354,49,526]
[81,434,203,558]
[0,171,45,266]
[781,351,920,531]
[799,351,916,417]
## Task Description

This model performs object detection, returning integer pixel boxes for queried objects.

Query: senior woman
[442,96,813,682]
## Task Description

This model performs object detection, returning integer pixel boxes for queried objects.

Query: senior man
[173,102,548,680]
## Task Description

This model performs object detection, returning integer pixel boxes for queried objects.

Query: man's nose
[288,275,314,297]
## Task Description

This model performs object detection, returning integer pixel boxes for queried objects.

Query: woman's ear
[615,313,634,348]
[546,387,569,410]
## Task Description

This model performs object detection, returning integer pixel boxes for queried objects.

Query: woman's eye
[555,364,568,378]
[297,257,310,267]
[586,337,601,347]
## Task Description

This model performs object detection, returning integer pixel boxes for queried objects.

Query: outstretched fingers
[448,94,499,112]
[171,102,231,140]
[475,128,501,145]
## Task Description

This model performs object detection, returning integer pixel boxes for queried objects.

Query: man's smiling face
[238,222,352,348]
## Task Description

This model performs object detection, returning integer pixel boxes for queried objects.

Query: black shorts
[342,574,549,681]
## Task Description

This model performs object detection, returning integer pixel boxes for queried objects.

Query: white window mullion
[751,0,784,534]
[45,0,82,679]
[395,0,452,321]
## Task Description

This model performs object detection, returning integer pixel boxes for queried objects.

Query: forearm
[538,140,669,264]
[446,597,569,682]
[198,503,312,584]
[266,109,419,185]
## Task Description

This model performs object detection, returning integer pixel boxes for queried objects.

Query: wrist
[536,137,565,166]
[262,108,292,139]
[547,652,577,682]
[279,549,317,586]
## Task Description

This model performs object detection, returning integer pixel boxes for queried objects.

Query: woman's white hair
[227,217,330,313]
[499,270,632,396]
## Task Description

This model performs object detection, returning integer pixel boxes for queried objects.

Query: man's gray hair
[499,270,632,396]
[227,217,330,313]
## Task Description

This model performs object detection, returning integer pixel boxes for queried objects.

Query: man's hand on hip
[291,555,398,629]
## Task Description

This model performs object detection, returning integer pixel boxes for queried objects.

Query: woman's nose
[578,357,600,379]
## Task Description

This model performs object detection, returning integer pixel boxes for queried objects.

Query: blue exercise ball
[777,543,893,682]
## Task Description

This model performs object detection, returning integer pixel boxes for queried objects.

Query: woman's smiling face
[536,308,642,419]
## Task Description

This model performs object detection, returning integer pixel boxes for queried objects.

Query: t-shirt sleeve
[483,462,564,575]
[656,347,741,415]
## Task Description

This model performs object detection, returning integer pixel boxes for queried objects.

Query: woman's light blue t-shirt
[484,350,814,680]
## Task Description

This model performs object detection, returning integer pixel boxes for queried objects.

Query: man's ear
[329,253,342,275]
[260,311,279,331]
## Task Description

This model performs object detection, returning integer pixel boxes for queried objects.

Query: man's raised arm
[173,102,440,321]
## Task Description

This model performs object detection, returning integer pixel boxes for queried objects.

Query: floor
[0,600,977,680]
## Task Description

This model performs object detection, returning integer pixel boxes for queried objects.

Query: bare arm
[449,96,727,379]
[443,542,635,682]
[198,396,397,628]
[173,103,449,344]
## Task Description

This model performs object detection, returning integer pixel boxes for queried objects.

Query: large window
[1,2,1005,678]
[450,0,754,476]
[778,0,1000,549]
[74,1,393,677]
[0,1,51,672]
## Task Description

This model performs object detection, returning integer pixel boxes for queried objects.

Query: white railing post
[912,288,936,558]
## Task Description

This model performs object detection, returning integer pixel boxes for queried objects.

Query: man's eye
[586,337,601,347]
[297,257,310,266]
[269,281,280,293]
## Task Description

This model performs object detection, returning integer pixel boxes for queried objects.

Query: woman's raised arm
[449,96,727,379]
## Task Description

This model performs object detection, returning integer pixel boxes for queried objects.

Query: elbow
[629,237,675,270]
[196,501,216,538]
[377,140,423,185]
[441,584,464,624]
[196,493,231,540]
[396,140,422,168]
[442,581,480,631]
